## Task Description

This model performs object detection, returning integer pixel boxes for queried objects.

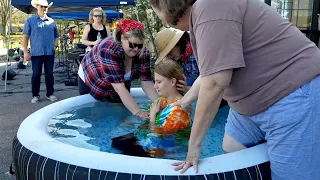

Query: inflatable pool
[12,88,271,180]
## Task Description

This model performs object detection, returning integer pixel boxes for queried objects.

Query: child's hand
[150,99,161,118]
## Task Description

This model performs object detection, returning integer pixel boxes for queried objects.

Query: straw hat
[155,28,184,64]
[31,0,53,8]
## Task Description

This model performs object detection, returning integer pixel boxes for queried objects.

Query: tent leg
[78,23,80,43]
[5,5,13,91]
[117,6,120,19]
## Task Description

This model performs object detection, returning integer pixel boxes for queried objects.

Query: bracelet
[134,110,142,117]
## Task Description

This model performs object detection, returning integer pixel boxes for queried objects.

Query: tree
[0,0,10,37]
[122,0,162,62]
[12,8,30,25]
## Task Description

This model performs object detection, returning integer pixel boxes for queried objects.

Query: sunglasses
[128,41,143,49]
[39,5,48,8]
[93,15,103,18]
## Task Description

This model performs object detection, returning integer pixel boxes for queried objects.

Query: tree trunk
[1,23,5,36]
[1,23,7,47]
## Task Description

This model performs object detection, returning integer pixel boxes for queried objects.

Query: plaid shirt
[178,53,199,86]
[81,37,153,102]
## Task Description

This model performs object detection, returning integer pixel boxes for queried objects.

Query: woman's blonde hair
[155,59,186,95]
[113,26,146,57]
[89,7,106,24]
[113,26,146,43]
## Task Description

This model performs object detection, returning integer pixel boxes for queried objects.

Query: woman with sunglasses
[78,20,159,120]
[81,7,111,49]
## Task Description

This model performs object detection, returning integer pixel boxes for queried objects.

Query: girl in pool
[112,60,192,158]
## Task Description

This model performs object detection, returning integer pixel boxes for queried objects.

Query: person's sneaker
[47,95,58,102]
[31,96,40,103]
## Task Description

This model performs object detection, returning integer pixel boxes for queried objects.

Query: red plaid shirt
[81,37,153,102]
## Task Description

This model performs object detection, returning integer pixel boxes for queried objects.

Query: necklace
[167,94,181,104]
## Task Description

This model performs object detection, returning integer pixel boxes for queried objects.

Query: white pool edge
[17,88,269,175]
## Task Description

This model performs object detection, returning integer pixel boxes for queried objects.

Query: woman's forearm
[81,25,94,47]
[113,84,141,115]
[189,83,223,146]
[82,39,95,47]
[189,71,232,146]
[141,81,159,101]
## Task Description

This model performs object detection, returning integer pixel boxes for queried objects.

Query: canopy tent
[11,0,135,14]
[47,10,123,21]
[4,0,137,91]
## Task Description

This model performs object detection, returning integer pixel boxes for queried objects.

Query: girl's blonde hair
[155,59,186,95]
[89,7,106,24]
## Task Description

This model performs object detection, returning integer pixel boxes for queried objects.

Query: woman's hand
[136,111,150,120]
[94,39,101,45]
[172,144,201,173]
[150,99,161,119]
[177,80,189,94]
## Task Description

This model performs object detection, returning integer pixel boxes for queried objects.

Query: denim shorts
[225,76,320,180]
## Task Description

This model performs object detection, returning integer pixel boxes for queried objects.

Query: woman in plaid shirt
[78,20,159,119]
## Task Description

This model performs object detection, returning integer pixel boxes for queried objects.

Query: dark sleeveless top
[87,24,108,47]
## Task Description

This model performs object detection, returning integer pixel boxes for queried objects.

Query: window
[271,0,313,29]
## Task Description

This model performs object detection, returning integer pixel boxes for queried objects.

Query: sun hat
[155,28,184,64]
[31,0,53,8]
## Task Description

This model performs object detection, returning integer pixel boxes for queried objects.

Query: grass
[0,34,23,40]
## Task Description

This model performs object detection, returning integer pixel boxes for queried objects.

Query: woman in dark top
[81,7,111,48]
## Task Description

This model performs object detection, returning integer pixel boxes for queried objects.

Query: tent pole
[77,21,80,43]
[117,6,120,19]
[5,5,13,91]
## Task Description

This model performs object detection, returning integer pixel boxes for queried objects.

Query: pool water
[47,100,229,160]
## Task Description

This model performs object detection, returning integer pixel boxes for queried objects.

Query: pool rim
[17,88,269,176]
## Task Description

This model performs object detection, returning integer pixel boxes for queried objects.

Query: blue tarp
[47,10,123,21]
[11,0,135,14]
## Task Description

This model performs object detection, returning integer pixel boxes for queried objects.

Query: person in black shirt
[81,7,111,48]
